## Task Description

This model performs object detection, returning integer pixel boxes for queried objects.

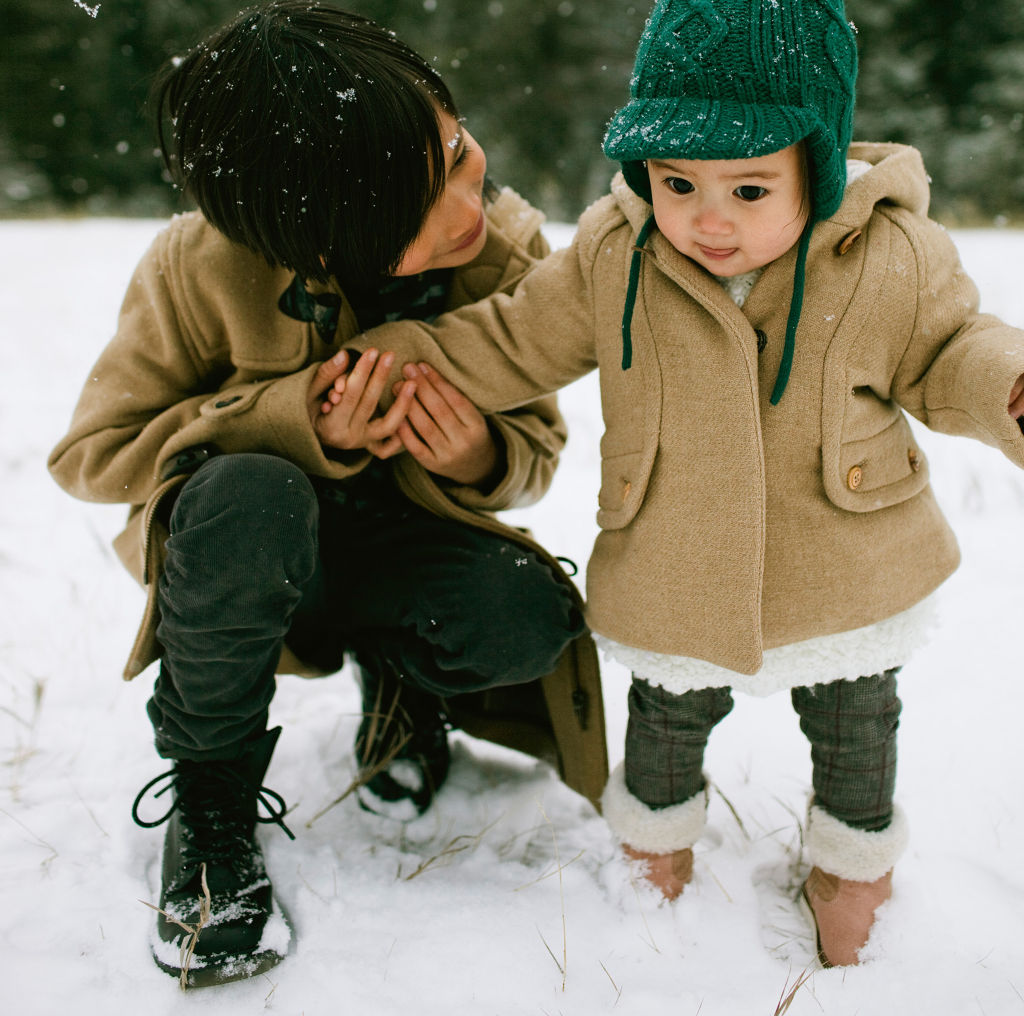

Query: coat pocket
[596,448,654,530]
[822,391,929,513]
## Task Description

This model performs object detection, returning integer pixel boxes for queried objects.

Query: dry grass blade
[538,802,568,991]
[599,960,623,1005]
[773,965,815,1015]
[403,819,498,881]
[307,684,411,827]
[513,849,585,892]
[709,779,751,842]
[536,926,564,977]
[0,805,59,867]
[139,862,212,991]
[627,874,660,953]
[402,833,475,880]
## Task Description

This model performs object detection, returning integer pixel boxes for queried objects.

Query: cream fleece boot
[623,845,694,900]
[801,803,907,966]
[801,865,893,967]
[601,763,708,901]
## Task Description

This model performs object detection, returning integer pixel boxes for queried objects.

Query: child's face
[392,112,489,276]
[646,143,809,278]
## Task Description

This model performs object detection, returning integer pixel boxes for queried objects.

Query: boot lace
[131,760,296,842]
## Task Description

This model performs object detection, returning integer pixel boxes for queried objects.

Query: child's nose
[694,202,732,236]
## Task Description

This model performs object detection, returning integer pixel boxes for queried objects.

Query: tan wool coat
[48,188,608,808]
[359,143,1024,678]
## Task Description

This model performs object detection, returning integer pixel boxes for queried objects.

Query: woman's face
[392,112,488,276]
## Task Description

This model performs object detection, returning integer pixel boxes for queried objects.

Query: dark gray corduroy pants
[625,669,902,831]
[148,453,583,761]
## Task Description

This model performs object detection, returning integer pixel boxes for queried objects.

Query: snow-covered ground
[2,217,1023,1014]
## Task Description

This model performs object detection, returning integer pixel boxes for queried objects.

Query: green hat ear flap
[621,160,652,202]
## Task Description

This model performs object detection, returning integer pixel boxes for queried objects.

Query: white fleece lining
[806,803,909,882]
[597,594,937,698]
[601,762,708,853]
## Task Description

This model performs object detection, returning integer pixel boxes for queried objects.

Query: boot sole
[151,898,292,987]
[153,943,286,987]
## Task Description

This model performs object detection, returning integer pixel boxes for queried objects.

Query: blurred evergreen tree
[349,0,648,219]
[1,0,1022,223]
[849,0,1024,222]
[0,0,243,214]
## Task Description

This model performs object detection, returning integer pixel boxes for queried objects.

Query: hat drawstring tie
[769,223,812,405]
[621,214,657,371]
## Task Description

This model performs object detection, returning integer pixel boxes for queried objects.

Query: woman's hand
[308,348,417,456]
[392,362,503,487]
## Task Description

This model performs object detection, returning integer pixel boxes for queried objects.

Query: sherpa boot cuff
[806,803,909,883]
[601,762,708,853]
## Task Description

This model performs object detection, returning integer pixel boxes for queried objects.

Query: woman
[48,1,605,986]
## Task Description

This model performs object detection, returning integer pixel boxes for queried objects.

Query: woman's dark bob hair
[151,1,458,285]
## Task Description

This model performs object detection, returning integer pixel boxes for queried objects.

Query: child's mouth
[698,245,738,261]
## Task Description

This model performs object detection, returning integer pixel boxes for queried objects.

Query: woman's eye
[666,177,694,195]
[453,142,472,169]
[735,185,767,201]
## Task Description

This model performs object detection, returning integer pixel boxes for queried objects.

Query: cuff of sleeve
[242,363,372,478]
[445,417,543,511]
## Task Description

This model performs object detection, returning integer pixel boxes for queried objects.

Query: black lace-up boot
[354,647,451,820]
[132,727,294,986]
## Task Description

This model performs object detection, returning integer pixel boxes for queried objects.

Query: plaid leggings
[624,669,902,831]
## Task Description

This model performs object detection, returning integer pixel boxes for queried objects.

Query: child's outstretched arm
[344,236,602,417]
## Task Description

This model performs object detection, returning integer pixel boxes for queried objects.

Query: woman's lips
[453,213,485,252]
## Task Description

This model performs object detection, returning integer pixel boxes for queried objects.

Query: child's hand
[308,348,417,456]
[390,362,501,487]
[1010,374,1024,422]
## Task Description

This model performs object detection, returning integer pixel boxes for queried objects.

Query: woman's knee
[165,454,319,583]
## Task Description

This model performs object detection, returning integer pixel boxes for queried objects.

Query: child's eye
[453,142,473,169]
[735,185,767,201]
[665,177,694,195]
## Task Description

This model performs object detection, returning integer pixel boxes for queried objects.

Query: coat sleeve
[888,211,1024,469]
[47,221,368,507]
[353,232,601,416]
[434,196,565,513]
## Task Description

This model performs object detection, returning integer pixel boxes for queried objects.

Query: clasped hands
[307,348,499,487]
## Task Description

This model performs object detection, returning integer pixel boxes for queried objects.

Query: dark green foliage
[2,0,1023,222]
[849,0,1024,222]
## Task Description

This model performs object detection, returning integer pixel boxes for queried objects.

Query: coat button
[847,465,863,490]
[838,229,862,255]
[908,448,921,471]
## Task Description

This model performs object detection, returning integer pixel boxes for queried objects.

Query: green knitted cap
[604,0,858,220]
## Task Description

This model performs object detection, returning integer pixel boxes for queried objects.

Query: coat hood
[612,142,933,398]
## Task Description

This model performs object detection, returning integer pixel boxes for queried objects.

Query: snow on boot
[132,727,294,987]
[623,844,694,900]
[354,647,450,820]
[800,865,893,967]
